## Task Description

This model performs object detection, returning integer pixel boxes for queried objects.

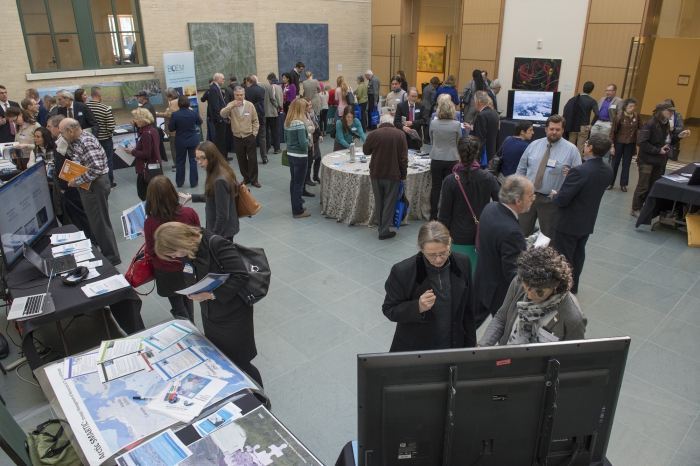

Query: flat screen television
[0,161,55,269]
[357,337,630,466]
[507,90,561,122]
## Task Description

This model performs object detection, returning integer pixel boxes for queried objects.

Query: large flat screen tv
[357,337,630,466]
[507,90,561,122]
[0,162,55,268]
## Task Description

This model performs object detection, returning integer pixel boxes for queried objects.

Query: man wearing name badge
[590,84,622,162]
[26,88,48,126]
[0,85,21,143]
[56,89,99,135]
[386,77,407,116]
[244,75,268,164]
[394,88,427,150]
[550,134,614,294]
[516,114,580,241]
[59,118,121,266]
[221,86,260,188]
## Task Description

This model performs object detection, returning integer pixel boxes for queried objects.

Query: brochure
[98,353,144,383]
[58,159,91,189]
[97,337,144,362]
[192,402,242,437]
[176,273,229,295]
[144,322,193,352]
[82,274,131,298]
[121,202,146,239]
[115,429,192,466]
[63,351,99,379]
[51,239,92,257]
[147,372,226,423]
[73,250,95,262]
[50,231,87,245]
[137,342,188,372]
[153,347,206,381]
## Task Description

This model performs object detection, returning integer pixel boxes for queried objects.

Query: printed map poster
[512,57,561,92]
[180,406,323,466]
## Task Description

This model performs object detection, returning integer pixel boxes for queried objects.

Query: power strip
[5,356,27,371]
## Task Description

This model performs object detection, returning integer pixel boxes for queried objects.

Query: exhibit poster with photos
[163,51,199,109]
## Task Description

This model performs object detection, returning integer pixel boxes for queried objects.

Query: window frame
[16,0,148,73]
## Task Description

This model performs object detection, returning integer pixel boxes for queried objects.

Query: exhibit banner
[163,51,199,108]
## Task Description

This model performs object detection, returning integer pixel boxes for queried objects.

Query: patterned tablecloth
[320,148,432,226]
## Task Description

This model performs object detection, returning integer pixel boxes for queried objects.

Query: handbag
[211,237,271,306]
[125,243,155,294]
[354,105,362,120]
[281,149,289,166]
[486,137,506,176]
[392,181,410,229]
[347,90,357,106]
[370,109,380,126]
[236,184,261,217]
[453,172,480,251]
[26,419,81,466]
[141,130,164,182]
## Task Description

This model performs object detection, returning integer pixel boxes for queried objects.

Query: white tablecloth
[320,148,431,226]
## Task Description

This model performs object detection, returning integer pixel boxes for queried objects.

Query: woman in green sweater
[284,99,311,218]
[334,106,366,151]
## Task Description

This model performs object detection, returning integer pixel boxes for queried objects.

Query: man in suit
[244,75,268,164]
[365,70,381,130]
[0,85,20,143]
[289,62,304,95]
[473,174,533,328]
[487,79,501,113]
[26,89,48,126]
[56,89,99,135]
[551,134,614,294]
[43,94,58,118]
[562,81,599,158]
[208,73,230,159]
[393,87,426,151]
[473,90,500,166]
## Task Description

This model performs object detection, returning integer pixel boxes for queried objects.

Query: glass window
[17,0,146,72]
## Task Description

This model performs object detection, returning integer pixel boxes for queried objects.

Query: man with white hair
[363,114,408,240]
[59,118,121,265]
[56,89,99,135]
[487,79,502,113]
[209,72,229,158]
[365,70,381,129]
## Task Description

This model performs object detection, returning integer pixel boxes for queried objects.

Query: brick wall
[0,0,371,125]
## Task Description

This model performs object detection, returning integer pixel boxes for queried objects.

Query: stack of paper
[51,239,92,257]
[662,174,689,183]
[147,372,227,422]
[81,274,130,298]
[50,231,87,245]
[62,351,99,379]
[96,338,145,383]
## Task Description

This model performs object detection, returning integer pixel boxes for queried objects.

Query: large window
[17,0,146,72]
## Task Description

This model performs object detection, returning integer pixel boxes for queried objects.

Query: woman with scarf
[382,221,477,352]
[478,247,587,346]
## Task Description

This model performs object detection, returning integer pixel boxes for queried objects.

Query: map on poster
[43,321,257,466]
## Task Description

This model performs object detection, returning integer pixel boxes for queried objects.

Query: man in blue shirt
[516,114,581,240]
[590,84,622,161]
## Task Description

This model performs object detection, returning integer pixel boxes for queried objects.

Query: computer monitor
[0,162,55,269]
[357,337,630,466]
[507,90,561,122]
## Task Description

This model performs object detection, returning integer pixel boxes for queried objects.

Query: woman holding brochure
[125,107,162,201]
[144,176,201,322]
[153,222,263,387]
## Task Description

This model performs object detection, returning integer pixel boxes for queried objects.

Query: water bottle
[349,142,356,163]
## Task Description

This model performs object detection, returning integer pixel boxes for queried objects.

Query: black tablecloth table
[636,163,700,227]
[6,225,144,371]
[497,119,546,149]
[0,168,22,182]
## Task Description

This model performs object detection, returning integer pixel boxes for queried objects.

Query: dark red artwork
[512,58,561,92]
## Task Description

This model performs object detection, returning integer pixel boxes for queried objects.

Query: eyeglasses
[424,252,450,260]
[195,156,206,161]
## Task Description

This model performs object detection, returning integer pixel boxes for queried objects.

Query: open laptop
[7,273,55,321]
[23,242,77,276]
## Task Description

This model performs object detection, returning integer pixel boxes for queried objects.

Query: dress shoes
[606,185,613,190]
[226,156,233,161]
[262,157,269,164]
[305,178,316,186]
[379,232,397,240]
[621,186,627,192]
[630,210,640,218]
[302,190,315,197]
[252,182,261,188]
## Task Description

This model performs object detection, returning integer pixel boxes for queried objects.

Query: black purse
[142,130,163,182]
[486,137,507,176]
[211,236,271,306]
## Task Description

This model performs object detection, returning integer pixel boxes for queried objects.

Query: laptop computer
[687,166,700,186]
[7,274,55,321]
[23,242,77,276]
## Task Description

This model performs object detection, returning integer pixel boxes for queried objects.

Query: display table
[636,162,700,228]
[6,225,145,371]
[497,119,546,148]
[320,148,431,226]
[0,168,22,182]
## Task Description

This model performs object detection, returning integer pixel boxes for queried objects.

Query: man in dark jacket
[364,114,408,240]
[56,90,99,135]
[551,134,614,293]
[208,73,229,159]
[289,62,304,94]
[393,87,427,150]
[473,90,500,166]
[631,101,691,217]
[562,81,599,158]
[0,85,20,143]
[244,75,268,164]
[473,174,533,328]
[224,74,239,153]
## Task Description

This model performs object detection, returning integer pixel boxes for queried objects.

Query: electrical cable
[14,344,55,387]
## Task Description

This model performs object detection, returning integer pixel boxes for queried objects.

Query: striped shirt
[66,131,108,185]
[86,100,116,140]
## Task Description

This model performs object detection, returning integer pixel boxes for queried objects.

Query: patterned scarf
[508,291,567,345]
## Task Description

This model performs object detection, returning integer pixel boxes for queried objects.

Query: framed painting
[417,46,445,73]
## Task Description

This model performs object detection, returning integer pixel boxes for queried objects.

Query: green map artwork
[81,82,125,109]
[188,22,257,90]
[417,46,445,73]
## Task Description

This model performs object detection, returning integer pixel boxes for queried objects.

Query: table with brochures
[6,225,144,371]
[636,162,700,229]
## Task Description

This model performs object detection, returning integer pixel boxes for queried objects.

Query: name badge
[414,109,420,113]
[610,105,617,109]
[148,163,159,169]
[19,134,25,139]
[396,98,401,101]
[78,111,83,117]
[538,327,560,343]
[546,159,556,168]
[351,126,357,132]
[183,263,194,274]
[244,112,250,116]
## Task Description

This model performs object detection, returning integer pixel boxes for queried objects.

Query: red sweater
[143,207,200,271]
[131,124,161,174]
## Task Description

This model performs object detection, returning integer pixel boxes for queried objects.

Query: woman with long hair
[433,75,459,106]
[608,98,642,192]
[154,222,263,386]
[334,105,366,151]
[125,107,162,201]
[281,72,296,114]
[168,95,202,189]
[302,97,323,185]
[438,135,500,273]
[144,175,201,321]
[5,107,41,163]
[319,83,329,136]
[396,70,408,92]
[428,99,463,220]
[335,76,353,118]
[74,88,88,103]
[178,141,240,241]
[284,99,311,218]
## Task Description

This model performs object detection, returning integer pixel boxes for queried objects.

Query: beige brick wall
[0,0,371,125]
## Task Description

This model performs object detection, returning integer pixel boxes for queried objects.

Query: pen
[132,396,155,400]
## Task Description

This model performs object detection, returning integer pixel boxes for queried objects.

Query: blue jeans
[176,142,198,187]
[288,155,308,215]
[98,138,114,186]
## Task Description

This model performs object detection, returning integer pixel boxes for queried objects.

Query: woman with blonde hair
[154,222,263,386]
[284,99,312,218]
[428,99,463,220]
[335,75,353,118]
[125,107,162,200]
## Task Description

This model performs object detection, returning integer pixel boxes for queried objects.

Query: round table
[320,148,432,226]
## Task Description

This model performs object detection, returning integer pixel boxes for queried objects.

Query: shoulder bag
[486,137,507,176]
[453,171,480,252]
[142,129,163,182]
[125,243,155,294]
[346,88,357,106]
[211,236,271,306]
[236,184,261,217]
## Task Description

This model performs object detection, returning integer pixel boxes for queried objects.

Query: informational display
[0,162,55,267]
[507,90,560,122]
[163,51,199,109]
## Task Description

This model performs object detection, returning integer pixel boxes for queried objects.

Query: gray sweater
[478,277,587,346]
[429,119,462,161]
[191,177,240,238]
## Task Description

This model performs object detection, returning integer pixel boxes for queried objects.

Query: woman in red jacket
[125,107,162,200]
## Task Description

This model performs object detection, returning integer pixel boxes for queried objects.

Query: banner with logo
[163,51,199,109]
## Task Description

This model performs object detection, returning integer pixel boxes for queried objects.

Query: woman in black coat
[382,221,477,352]
[154,222,262,387]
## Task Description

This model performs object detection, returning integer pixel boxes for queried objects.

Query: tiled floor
[1,136,700,466]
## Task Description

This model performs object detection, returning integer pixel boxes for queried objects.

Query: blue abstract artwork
[276,23,329,81]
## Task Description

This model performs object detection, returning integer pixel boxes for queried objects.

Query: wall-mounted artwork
[512,57,561,92]
[417,46,445,73]
[188,23,257,90]
[81,82,125,109]
[277,23,329,81]
[36,86,79,100]
[121,79,164,108]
